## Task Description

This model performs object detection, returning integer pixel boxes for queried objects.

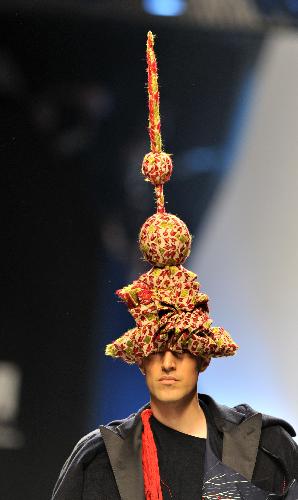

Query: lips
[158,376,178,384]
[159,376,177,381]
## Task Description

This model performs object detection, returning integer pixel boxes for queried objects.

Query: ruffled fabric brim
[105,265,238,365]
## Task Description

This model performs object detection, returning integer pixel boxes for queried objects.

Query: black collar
[100,393,264,499]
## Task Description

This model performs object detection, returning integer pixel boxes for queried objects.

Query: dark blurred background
[2,1,298,499]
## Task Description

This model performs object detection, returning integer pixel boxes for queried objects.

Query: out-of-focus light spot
[284,0,298,15]
[143,0,186,17]
[255,0,280,15]
[256,0,298,17]
[0,362,24,449]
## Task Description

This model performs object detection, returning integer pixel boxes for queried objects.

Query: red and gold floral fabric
[139,213,191,267]
[105,33,238,367]
[105,265,238,365]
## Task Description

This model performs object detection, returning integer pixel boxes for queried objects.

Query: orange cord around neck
[141,408,163,500]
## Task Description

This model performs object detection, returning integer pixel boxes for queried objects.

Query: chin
[152,387,194,404]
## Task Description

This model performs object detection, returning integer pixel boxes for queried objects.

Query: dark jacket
[51,394,298,500]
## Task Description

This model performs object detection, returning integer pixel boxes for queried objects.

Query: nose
[161,350,176,373]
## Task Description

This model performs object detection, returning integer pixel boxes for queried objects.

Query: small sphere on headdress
[142,152,173,186]
[139,212,191,267]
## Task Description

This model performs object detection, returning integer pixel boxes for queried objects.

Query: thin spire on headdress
[143,31,173,214]
[146,31,162,154]
[105,31,238,365]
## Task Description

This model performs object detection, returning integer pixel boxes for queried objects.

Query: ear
[138,359,146,376]
[199,357,211,373]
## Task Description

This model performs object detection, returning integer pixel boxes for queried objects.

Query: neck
[150,392,207,438]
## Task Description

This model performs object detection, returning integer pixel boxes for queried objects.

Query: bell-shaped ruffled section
[105,265,238,364]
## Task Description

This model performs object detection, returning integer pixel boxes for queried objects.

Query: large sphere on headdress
[139,212,191,267]
[142,152,173,185]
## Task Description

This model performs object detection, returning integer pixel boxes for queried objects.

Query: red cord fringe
[141,409,163,500]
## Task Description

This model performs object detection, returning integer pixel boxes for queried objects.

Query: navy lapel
[100,417,145,500]
[222,412,263,481]
[200,394,263,481]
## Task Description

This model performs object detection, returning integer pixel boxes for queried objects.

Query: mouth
[158,377,178,384]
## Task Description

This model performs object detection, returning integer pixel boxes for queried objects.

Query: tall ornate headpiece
[105,32,238,368]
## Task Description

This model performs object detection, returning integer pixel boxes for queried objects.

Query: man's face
[139,350,201,405]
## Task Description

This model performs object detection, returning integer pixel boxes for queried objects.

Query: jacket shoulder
[57,410,138,471]
[200,394,298,489]
[234,402,296,438]
[51,412,141,500]
[68,429,106,465]
[200,394,297,437]
[51,429,106,499]
[232,402,298,484]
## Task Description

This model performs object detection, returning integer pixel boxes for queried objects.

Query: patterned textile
[142,152,173,186]
[202,439,281,500]
[139,213,191,267]
[105,266,237,364]
[105,32,238,364]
